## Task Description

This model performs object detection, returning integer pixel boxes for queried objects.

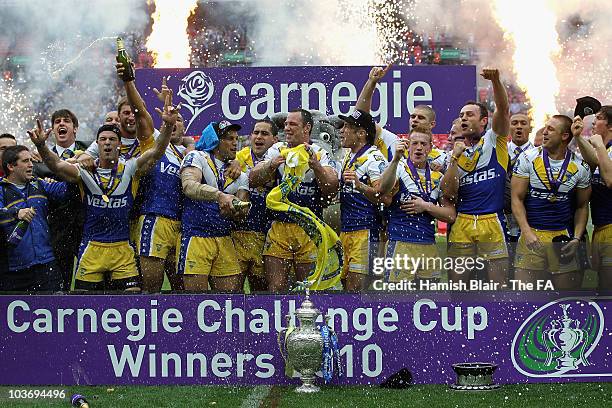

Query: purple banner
[1,293,610,386]
[135,66,476,136]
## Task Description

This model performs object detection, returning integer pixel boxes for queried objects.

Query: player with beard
[440,68,510,287]
[573,105,612,289]
[377,130,456,282]
[136,110,187,292]
[179,120,250,292]
[30,95,179,291]
[511,115,591,289]
[250,109,338,292]
[231,119,278,291]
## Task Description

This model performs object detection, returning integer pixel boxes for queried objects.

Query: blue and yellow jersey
[139,143,185,220]
[455,129,509,214]
[591,143,612,227]
[387,161,443,243]
[264,142,334,220]
[428,148,447,170]
[78,159,140,243]
[513,147,591,231]
[338,146,387,232]
[374,128,399,162]
[508,141,534,169]
[234,146,271,233]
[0,178,67,271]
[180,150,249,238]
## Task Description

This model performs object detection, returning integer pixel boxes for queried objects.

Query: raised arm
[590,134,612,188]
[117,62,155,142]
[378,140,406,194]
[28,119,79,183]
[355,63,393,113]
[136,94,177,177]
[571,116,598,171]
[481,69,509,137]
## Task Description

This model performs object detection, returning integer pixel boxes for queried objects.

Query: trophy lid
[294,280,321,318]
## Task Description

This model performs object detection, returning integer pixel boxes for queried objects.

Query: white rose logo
[177,70,216,133]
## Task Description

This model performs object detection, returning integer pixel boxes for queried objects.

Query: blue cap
[195,122,219,152]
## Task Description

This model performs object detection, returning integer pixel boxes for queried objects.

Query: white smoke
[0,0,149,144]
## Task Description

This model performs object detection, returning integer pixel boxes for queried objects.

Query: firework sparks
[491,0,562,135]
[0,78,35,145]
[146,0,199,68]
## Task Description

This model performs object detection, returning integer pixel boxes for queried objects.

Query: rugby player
[179,120,250,292]
[232,119,278,291]
[441,68,510,286]
[250,109,338,292]
[511,115,591,289]
[573,106,612,289]
[377,131,456,283]
[30,95,179,291]
[337,109,390,291]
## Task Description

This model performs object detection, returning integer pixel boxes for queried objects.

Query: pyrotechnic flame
[146,0,198,68]
[491,0,561,137]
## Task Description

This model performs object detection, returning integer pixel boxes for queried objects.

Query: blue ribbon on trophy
[321,322,342,384]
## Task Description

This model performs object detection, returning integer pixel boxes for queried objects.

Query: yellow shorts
[75,240,139,283]
[231,231,265,277]
[137,214,180,259]
[515,229,578,274]
[177,235,241,277]
[448,213,508,259]
[263,221,317,264]
[592,224,612,269]
[384,241,441,281]
[340,229,380,277]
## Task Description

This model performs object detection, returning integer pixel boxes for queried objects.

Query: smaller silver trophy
[278,281,324,393]
[450,363,500,391]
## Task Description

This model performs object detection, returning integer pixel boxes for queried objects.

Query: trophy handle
[277,327,289,363]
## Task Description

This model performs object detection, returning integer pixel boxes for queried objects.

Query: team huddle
[0,63,610,293]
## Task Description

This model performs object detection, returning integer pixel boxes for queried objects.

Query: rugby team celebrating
[1,62,610,293]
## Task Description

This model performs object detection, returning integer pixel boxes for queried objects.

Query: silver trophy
[543,304,590,370]
[278,281,324,393]
[450,362,500,391]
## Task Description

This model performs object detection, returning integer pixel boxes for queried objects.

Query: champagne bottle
[71,394,89,408]
[7,219,30,247]
[116,37,135,82]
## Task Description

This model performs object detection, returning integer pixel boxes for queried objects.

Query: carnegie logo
[511,298,604,377]
[177,71,216,134]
